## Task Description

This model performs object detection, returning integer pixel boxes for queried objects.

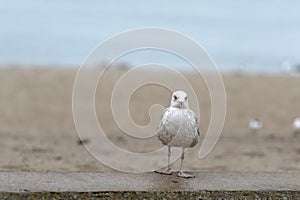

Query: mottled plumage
[155,91,199,178]
[158,107,199,147]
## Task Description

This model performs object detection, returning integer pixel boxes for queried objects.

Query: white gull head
[170,90,189,109]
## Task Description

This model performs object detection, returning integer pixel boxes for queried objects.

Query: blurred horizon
[1,0,300,73]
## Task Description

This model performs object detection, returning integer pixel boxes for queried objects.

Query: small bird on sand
[155,91,199,178]
[248,118,263,134]
[293,117,300,136]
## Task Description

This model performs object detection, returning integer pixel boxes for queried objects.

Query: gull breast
[158,107,199,148]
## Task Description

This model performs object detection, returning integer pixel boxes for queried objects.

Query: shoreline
[1,64,300,76]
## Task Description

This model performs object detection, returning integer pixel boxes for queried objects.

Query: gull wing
[157,107,170,134]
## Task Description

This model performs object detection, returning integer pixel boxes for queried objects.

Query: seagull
[155,91,199,178]
[248,118,263,134]
[293,117,300,135]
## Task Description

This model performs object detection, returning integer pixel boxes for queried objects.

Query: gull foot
[154,168,172,175]
[177,171,195,179]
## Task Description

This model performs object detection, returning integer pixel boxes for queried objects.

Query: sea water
[1,0,300,73]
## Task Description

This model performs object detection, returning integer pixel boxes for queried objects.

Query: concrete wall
[1,172,299,199]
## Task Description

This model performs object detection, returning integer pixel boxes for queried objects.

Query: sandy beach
[1,67,300,172]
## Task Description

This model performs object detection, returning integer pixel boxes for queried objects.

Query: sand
[0,67,300,172]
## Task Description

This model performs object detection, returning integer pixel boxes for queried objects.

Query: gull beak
[178,100,184,107]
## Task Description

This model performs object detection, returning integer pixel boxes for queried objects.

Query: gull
[248,118,263,134]
[293,117,300,136]
[155,91,199,178]
[281,60,292,75]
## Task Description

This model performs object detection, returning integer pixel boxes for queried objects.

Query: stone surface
[0,172,299,199]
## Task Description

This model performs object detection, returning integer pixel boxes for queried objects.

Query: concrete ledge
[0,172,300,199]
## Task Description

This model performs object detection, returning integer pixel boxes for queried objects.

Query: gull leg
[177,148,195,178]
[155,146,172,175]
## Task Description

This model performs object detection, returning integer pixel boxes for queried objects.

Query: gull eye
[185,96,187,101]
[174,95,178,100]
